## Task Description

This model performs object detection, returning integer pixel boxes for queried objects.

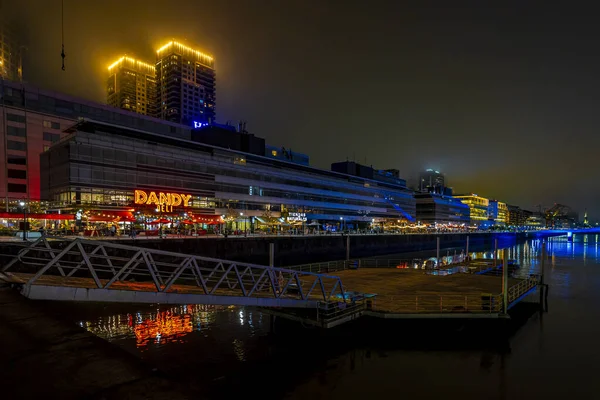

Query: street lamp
[19,201,27,241]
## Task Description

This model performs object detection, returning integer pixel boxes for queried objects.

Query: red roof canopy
[0,212,75,220]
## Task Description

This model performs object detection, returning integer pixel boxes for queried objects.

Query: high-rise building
[0,19,22,81]
[107,56,157,117]
[419,169,445,193]
[155,41,215,126]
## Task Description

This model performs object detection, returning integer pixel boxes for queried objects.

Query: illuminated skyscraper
[419,169,445,193]
[0,19,22,81]
[106,56,157,116]
[155,41,215,126]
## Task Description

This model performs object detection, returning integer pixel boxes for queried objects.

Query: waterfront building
[40,120,416,231]
[454,194,490,225]
[107,56,157,117]
[156,41,216,126]
[419,169,445,193]
[414,193,470,225]
[0,79,191,209]
[0,20,21,82]
[507,205,531,227]
[525,213,545,228]
[489,199,508,225]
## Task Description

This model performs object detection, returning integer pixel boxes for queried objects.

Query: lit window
[271,150,277,156]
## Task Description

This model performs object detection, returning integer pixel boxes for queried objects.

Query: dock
[1,236,543,329]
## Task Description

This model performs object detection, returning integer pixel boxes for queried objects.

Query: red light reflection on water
[84,304,225,349]
[133,310,193,347]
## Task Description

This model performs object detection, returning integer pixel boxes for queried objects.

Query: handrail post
[502,249,508,314]
[540,239,546,309]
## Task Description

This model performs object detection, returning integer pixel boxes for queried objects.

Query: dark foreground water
[57,235,600,399]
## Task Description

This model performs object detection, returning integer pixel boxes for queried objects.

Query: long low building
[40,120,416,230]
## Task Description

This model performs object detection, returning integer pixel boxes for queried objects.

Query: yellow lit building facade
[455,194,489,224]
[107,56,157,117]
[455,194,509,225]
[0,20,21,81]
[495,201,508,224]
[156,41,216,126]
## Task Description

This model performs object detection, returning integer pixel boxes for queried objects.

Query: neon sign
[193,121,208,128]
[134,190,192,213]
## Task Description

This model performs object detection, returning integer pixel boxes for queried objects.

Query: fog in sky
[4,0,600,217]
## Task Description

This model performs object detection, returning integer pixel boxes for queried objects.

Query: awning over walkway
[87,211,134,222]
[0,212,75,220]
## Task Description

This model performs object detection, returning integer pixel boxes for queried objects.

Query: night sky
[4,1,599,217]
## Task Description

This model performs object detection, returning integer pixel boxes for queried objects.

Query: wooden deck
[335,269,516,295]
[334,269,518,315]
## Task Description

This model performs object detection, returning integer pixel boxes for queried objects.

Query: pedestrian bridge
[0,237,347,308]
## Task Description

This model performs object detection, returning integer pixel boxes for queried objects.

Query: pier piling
[466,236,470,265]
[502,249,508,314]
[494,239,498,268]
[346,234,350,261]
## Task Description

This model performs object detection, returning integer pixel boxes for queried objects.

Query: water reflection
[72,235,600,399]
[84,304,236,349]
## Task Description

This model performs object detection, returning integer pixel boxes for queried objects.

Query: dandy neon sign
[134,190,192,212]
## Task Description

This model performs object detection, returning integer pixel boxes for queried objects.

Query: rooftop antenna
[60,0,66,71]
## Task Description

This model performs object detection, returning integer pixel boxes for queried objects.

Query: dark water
[63,235,600,399]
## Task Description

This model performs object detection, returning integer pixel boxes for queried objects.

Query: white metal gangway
[0,236,347,307]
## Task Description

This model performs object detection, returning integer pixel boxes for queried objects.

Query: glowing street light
[19,201,27,241]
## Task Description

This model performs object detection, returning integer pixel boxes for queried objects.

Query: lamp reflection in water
[83,304,226,349]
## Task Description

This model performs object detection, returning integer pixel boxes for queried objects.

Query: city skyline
[3,0,599,216]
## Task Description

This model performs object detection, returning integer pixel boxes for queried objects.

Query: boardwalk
[334,269,526,315]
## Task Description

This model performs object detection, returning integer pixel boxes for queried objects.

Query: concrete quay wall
[94,231,565,266]
[0,231,568,269]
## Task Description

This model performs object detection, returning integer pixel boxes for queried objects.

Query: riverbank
[0,286,198,400]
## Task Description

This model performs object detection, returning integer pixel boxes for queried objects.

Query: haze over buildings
[2,1,599,217]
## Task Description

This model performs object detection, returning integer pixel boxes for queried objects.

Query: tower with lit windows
[0,19,22,81]
[106,56,157,117]
[155,41,216,126]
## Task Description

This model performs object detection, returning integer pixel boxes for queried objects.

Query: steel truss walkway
[0,237,347,308]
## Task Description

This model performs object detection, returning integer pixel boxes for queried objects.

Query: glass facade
[454,194,490,224]
[415,193,470,225]
[41,121,416,223]
[107,57,157,117]
[0,79,191,209]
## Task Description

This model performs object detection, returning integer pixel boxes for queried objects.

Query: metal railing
[508,275,540,304]
[290,256,469,274]
[368,294,503,314]
[1,236,347,303]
